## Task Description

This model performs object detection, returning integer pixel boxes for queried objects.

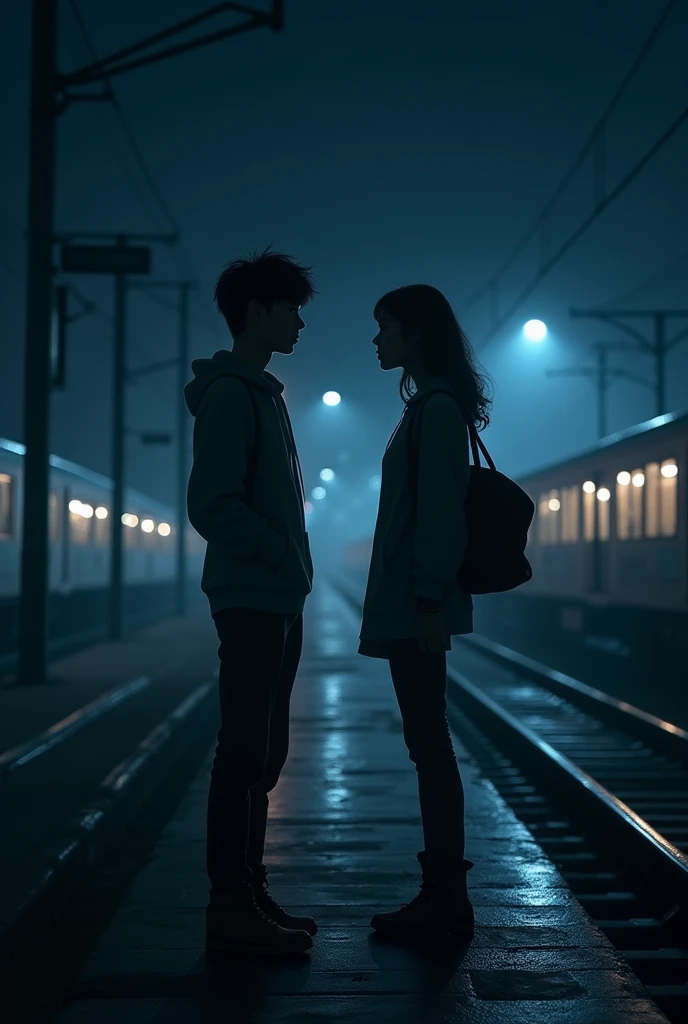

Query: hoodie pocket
[278,535,313,593]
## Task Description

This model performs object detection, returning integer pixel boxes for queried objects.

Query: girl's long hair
[374,284,492,430]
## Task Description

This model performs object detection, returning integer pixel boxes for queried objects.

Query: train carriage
[0,437,205,661]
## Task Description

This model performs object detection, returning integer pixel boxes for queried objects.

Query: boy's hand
[417,610,446,655]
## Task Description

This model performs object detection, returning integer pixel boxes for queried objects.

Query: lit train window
[644,462,660,538]
[616,472,630,540]
[94,507,110,546]
[538,494,550,545]
[660,459,678,537]
[0,473,13,537]
[49,491,61,542]
[561,486,579,543]
[69,500,93,545]
[538,491,560,544]
[583,484,595,542]
[597,487,610,541]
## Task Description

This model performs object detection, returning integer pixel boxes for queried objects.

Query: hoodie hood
[184,349,284,417]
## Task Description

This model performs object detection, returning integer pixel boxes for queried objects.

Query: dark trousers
[207,607,303,893]
[388,645,466,869]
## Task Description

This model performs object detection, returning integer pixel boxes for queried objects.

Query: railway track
[0,661,218,1014]
[336,580,688,1024]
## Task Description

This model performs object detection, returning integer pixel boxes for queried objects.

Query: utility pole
[18,2,284,684]
[547,342,654,438]
[19,0,58,686]
[112,252,126,639]
[569,309,688,417]
[176,283,190,616]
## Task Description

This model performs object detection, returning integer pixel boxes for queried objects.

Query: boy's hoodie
[185,350,313,616]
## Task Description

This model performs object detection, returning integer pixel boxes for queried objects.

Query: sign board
[61,244,152,275]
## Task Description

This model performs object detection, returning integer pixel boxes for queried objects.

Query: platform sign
[61,244,152,275]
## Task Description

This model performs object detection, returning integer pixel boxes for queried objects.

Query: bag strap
[468,423,496,471]
[406,390,496,517]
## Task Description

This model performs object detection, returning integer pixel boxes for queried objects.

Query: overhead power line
[460,0,682,349]
[67,1,223,338]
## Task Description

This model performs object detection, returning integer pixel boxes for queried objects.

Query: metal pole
[110,240,127,639]
[176,284,189,615]
[18,0,58,685]
[654,313,666,416]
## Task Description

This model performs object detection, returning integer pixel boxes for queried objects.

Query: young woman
[360,283,492,944]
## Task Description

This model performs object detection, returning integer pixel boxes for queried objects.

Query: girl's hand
[417,610,446,655]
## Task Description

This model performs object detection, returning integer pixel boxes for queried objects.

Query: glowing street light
[322,391,341,407]
[523,319,547,343]
[312,487,326,500]
[320,468,335,482]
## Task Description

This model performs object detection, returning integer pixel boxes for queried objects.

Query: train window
[538,492,560,544]
[597,488,610,541]
[644,462,660,538]
[617,468,643,539]
[660,459,678,537]
[537,495,549,544]
[0,473,13,537]
[94,507,109,546]
[616,473,630,540]
[561,486,579,543]
[69,500,93,545]
[583,485,595,542]
[49,491,61,542]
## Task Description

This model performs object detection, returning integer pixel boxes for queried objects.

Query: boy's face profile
[246,299,305,355]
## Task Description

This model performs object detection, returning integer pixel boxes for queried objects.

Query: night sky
[1,1,686,545]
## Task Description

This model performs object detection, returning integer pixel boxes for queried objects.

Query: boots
[251,863,318,936]
[205,881,313,956]
[370,851,475,943]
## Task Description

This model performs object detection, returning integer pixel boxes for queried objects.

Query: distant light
[597,487,611,502]
[95,506,108,519]
[322,391,341,407]
[369,474,381,491]
[68,499,83,515]
[548,498,561,511]
[631,472,645,488]
[582,481,596,494]
[661,462,678,478]
[122,513,139,528]
[523,319,547,342]
[312,487,326,500]
[158,522,171,537]
[320,468,335,482]
[304,501,313,515]
[81,503,94,519]
[616,471,631,486]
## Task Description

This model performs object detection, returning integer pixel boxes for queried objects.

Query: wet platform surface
[53,583,667,1023]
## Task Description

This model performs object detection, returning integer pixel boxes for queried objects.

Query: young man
[185,249,316,956]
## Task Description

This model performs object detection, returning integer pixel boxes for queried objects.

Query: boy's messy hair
[214,246,315,336]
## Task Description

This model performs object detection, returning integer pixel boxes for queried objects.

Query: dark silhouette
[185,248,317,956]
[359,283,491,943]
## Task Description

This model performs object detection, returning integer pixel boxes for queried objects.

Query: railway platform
[50,583,667,1024]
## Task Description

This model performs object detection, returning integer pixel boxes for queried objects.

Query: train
[0,436,205,663]
[341,408,688,727]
